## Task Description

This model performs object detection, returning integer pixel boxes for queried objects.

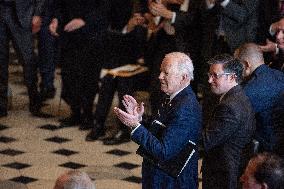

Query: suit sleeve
[221,0,259,24]
[82,0,110,32]
[173,0,202,32]
[203,103,240,151]
[33,0,47,16]
[132,99,201,162]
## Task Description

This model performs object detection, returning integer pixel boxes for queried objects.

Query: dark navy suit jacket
[131,85,202,189]
[242,64,284,151]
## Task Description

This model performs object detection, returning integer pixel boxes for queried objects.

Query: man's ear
[243,60,251,69]
[181,73,188,82]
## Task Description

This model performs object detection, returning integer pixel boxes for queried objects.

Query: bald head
[234,43,264,77]
[53,170,95,189]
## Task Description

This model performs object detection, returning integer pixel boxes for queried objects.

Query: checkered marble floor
[0,63,202,189]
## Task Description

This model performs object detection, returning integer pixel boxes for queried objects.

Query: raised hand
[126,13,145,32]
[114,106,141,129]
[64,18,86,32]
[122,95,144,122]
[259,39,277,53]
[32,16,42,34]
[49,18,59,36]
[149,1,173,19]
[164,0,185,5]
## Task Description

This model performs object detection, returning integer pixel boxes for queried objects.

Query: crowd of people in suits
[0,0,284,188]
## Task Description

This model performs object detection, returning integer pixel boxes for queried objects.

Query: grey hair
[54,170,95,189]
[208,54,244,84]
[165,52,194,80]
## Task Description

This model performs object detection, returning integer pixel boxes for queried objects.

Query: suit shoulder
[222,88,252,111]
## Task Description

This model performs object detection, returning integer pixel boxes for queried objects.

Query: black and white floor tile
[1,59,202,189]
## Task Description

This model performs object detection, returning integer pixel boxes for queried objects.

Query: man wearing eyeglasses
[202,54,255,189]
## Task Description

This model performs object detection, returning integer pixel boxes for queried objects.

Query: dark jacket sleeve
[132,97,201,162]
[82,0,110,33]
[33,0,47,16]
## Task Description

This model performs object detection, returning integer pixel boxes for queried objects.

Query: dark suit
[257,0,283,44]
[54,0,109,120]
[201,0,259,61]
[132,85,202,189]
[0,0,45,114]
[38,0,57,92]
[242,64,284,152]
[257,0,284,67]
[202,85,255,189]
[271,92,284,158]
[93,0,148,137]
[94,26,148,127]
[14,0,45,28]
[173,0,203,91]
[147,0,201,114]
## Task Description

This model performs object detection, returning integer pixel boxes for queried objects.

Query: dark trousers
[38,16,58,90]
[0,4,39,113]
[94,74,136,133]
[60,36,102,120]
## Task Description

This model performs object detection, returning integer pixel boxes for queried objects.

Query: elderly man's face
[240,161,263,189]
[159,57,183,96]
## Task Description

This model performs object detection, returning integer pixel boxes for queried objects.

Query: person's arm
[259,39,278,54]
[32,0,47,33]
[270,18,284,36]
[33,0,46,16]
[123,13,145,33]
[132,100,201,161]
[82,0,110,32]
[49,0,63,36]
[149,1,174,20]
[220,0,258,24]
[173,0,202,33]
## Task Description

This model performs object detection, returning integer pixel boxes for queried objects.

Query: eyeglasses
[207,72,235,79]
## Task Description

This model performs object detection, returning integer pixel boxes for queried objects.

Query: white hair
[54,171,95,189]
[165,52,194,80]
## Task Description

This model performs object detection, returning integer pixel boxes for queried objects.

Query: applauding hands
[114,95,144,129]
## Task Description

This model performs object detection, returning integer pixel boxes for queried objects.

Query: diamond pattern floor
[0,63,202,189]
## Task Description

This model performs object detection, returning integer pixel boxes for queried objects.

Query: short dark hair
[253,153,284,189]
[208,54,244,83]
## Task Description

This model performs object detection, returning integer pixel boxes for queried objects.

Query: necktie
[162,96,171,107]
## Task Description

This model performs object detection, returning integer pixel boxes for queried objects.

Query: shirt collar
[169,84,189,102]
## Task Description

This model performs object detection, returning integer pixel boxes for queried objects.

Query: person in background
[241,152,284,189]
[37,0,58,101]
[85,0,148,143]
[235,43,284,152]
[53,170,95,189]
[0,0,47,118]
[49,0,110,129]
[259,18,284,70]
[146,0,202,115]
